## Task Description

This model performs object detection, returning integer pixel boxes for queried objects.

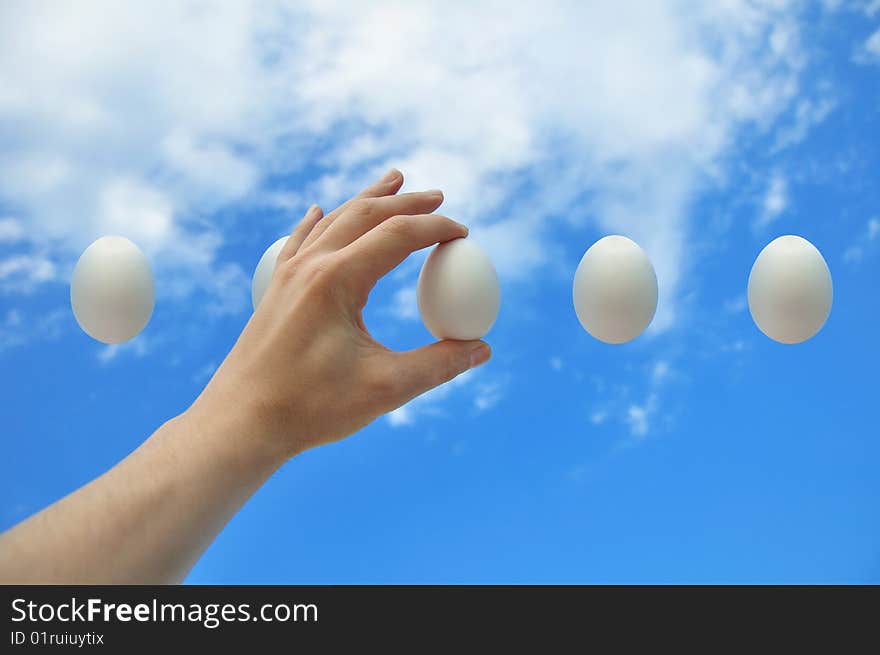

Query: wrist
[179,389,299,479]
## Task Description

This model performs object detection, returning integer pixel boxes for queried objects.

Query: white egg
[747,235,832,344]
[70,236,155,344]
[572,235,658,344]
[251,236,288,311]
[417,238,500,340]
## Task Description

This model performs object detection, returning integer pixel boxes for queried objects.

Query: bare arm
[0,169,491,584]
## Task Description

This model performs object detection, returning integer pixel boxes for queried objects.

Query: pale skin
[0,169,491,584]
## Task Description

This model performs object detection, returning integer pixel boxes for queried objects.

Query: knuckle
[349,197,374,216]
[378,215,412,239]
[439,353,465,383]
[277,256,303,281]
[302,254,346,288]
[310,215,331,236]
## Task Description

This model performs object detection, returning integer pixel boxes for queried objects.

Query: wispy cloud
[855,26,880,63]
[626,393,659,438]
[0,308,65,352]
[386,404,415,428]
[843,217,880,263]
[0,254,56,293]
[0,218,24,243]
[388,284,419,321]
[386,369,477,427]
[97,337,151,364]
[757,173,789,227]
[772,95,836,150]
[652,360,671,384]
[386,366,506,427]
[590,410,608,426]
[473,380,505,412]
[586,354,679,440]
[723,294,749,315]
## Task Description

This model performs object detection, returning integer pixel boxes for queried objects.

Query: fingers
[299,168,404,251]
[380,340,492,409]
[317,190,444,251]
[278,205,323,261]
[341,214,468,291]
[355,167,405,200]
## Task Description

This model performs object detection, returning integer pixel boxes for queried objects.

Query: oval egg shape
[417,238,500,341]
[747,235,832,344]
[572,235,658,344]
[70,236,155,344]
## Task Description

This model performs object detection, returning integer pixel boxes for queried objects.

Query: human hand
[189,169,492,462]
[0,168,492,584]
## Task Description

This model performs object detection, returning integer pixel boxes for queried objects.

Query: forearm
[0,401,288,584]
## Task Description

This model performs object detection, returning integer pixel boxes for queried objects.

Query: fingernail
[426,189,443,200]
[382,168,401,183]
[469,343,491,368]
[308,204,320,216]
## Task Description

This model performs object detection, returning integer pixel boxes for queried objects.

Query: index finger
[340,214,468,291]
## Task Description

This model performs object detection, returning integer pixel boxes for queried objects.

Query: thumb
[386,340,491,408]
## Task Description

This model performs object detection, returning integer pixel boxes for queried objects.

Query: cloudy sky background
[2,0,879,582]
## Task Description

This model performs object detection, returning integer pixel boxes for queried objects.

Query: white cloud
[627,405,650,437]
[772,95,836,150]
[386,405,415,428]
[98,179,174,250]
[652,360,671,384]
[862,27,880,61]
[0,307,65,351]
[0,218,24,243]
[626,393,659,438]
[389,284,419,321]
[0,1,263,311]
[385,368,478,427]
[757,173,789,226]
[391,370,506,425]
[97,337,151,364]
[0,254,55,293]
[722,339,748,353]
[589,354,676,438]
[723,294,749,314]
[843,217,880,263]
[0,0,820,336]
[474,381,505,412]
[844,248,862,264]
[590,410,608,426]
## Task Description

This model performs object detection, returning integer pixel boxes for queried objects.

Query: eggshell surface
[417,238,500,340]
[747,235,832,344]
[251,236,288,311]
[70,236,155,344]
[572,235,658,344]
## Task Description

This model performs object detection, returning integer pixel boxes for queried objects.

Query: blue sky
[1,0,879,583]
